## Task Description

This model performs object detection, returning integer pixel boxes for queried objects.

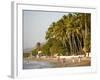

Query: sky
[23,10,68,50]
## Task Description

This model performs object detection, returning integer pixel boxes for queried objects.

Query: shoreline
[23,57,91,69]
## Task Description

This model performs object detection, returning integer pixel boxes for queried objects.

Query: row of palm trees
[45,13,91,56]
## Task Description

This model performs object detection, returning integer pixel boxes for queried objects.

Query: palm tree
[76,13,91,57]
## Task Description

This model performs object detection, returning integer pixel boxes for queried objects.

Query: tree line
[32,13,91,57]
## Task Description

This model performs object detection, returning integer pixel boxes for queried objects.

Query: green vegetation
[32,49,37,56]
[32,13,91,57]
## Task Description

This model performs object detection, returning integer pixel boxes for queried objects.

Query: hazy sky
[23,10,68,49]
